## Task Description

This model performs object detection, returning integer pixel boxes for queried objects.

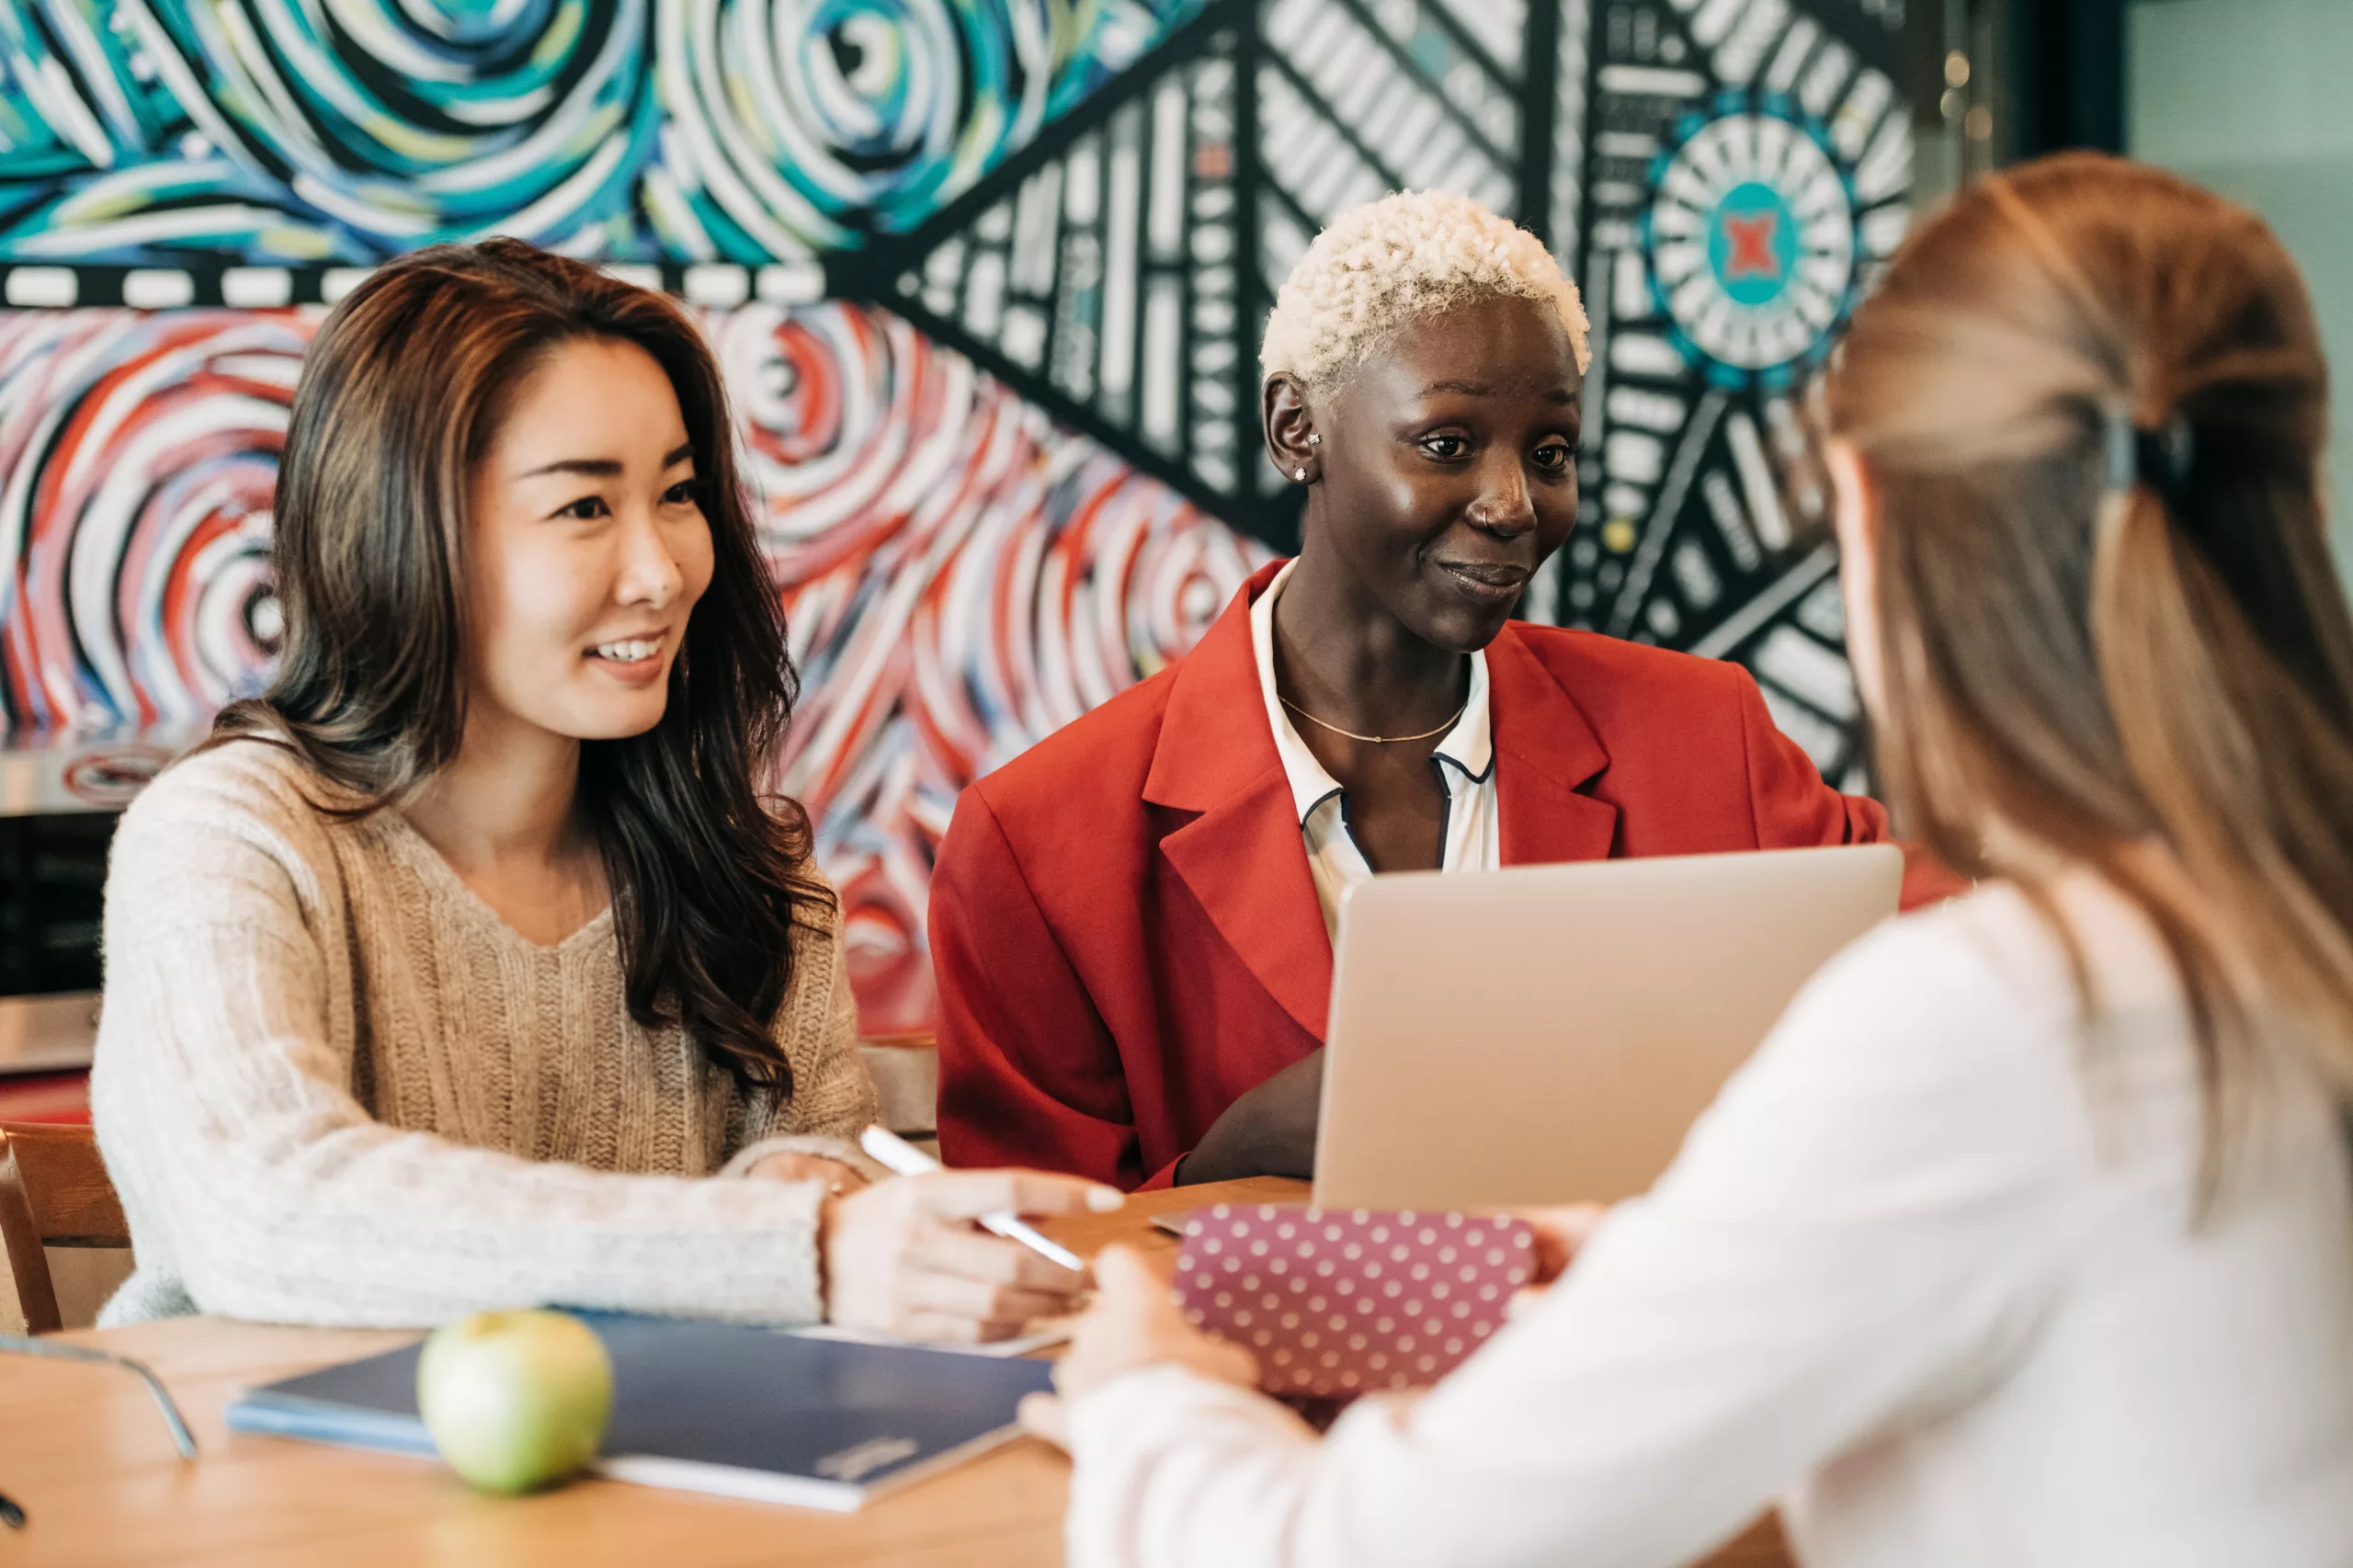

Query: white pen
[858,1125,1094,1273]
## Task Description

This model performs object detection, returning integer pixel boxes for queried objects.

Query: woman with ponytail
[1021,154,2353,1568]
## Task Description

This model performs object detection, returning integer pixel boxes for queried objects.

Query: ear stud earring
[1307,434,1321,446]
[1294,467,1307,481]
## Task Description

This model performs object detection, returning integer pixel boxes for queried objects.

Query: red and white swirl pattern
[0,310,302,731]
[718,304,1264,1028]
[0,302,1261,1029]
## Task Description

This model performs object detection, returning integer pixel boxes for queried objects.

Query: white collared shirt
[1249,560,1501,942]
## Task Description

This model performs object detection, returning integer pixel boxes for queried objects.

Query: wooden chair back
[0,1122,129,1334]
[858,1032,939,1147]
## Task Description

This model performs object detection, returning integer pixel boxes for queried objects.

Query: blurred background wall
[2127,0,2353,598]
[1915,0,2353,599]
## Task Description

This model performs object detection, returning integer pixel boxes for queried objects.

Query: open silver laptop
[1313,844,1904,1210]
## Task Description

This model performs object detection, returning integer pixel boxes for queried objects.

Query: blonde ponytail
[1825,153,2353,1178]
[2092,411,2353,1064]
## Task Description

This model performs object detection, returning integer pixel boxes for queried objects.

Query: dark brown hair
[218,238,827,1087]
[1823,153,2353,1169]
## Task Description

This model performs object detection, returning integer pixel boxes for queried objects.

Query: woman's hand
[1017,1244,1258,1450]
[1505,1203,1609,1318]
[745,1151,869,1196]
[1017,1211,1604,1449]
[1525,1203,1608,1281]
[1176,1048,1324,1184]
[821,1168,1120,1344]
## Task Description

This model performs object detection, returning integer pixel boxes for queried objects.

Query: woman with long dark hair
[1024,155,2353,1565]
[91,241,1112,1335]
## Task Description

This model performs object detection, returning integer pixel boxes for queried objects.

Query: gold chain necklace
[1279,693,1469,744]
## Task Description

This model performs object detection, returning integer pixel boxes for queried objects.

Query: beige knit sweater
[90,740,880,1329]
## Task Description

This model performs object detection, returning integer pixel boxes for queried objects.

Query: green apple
[416,1310,614,1494]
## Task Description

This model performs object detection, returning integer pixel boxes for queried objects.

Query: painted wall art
[0,0,1915,1028]
[0,0,1200,263]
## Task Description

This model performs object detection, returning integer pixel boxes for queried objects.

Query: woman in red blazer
[932,193,1957,1190]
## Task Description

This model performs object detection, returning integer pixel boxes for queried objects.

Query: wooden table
[0,1176,1790,1567]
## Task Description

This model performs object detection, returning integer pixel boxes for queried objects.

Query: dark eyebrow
[1420,381,1581,404]
[519,442,696,480]
[520,457,619,479]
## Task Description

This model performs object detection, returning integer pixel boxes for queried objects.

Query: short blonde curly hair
[1260,190,1591,392]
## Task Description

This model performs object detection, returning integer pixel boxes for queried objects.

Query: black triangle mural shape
[835,0,1561,549]
[835,4,1282,542]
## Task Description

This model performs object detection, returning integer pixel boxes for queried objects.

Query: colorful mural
[0,0,1203,263]
[738,303,1262,1028]
[0,0,1915,1027]
[0,308,293,731]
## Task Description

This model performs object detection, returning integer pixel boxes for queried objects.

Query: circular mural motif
[0,310,303,730]
[108,0,656,260]
[653,0,1142,256]
[1643,100,1860,385]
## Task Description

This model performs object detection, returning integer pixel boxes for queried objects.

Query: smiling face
[1278,293,1585,651]
[461,336,714,744]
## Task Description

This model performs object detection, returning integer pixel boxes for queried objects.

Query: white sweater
[1067,878,2353,1568]
[91,740,880,1329]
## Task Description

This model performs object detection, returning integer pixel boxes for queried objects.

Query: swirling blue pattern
[2,0,655,261]
[0,0,1205,264]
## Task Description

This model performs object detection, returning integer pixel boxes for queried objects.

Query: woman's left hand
[1525,1203,1608,1282]
[1506,1202,1610,1318]
[1018,1244,1257,1451]
[745,1151,870,1196]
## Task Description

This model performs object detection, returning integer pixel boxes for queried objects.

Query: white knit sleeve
[1063,904,2098,1568]
[91,756,835,1329]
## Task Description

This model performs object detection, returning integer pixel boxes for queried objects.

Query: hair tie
[2103,405,2194,502]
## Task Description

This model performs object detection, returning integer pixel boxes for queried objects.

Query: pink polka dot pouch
[1172,1204,1535,1400]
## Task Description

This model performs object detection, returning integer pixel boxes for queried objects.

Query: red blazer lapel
[1487,623,1621,866]
[1156,777,1334,1041]
[1136,597,1617,1037]
[1143,564,1334,1041]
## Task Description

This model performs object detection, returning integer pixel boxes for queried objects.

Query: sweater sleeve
[1063,906,2097,1568]
[91,762,836,1329]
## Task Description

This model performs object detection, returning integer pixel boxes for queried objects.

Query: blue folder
[224,1312,1058,1511]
